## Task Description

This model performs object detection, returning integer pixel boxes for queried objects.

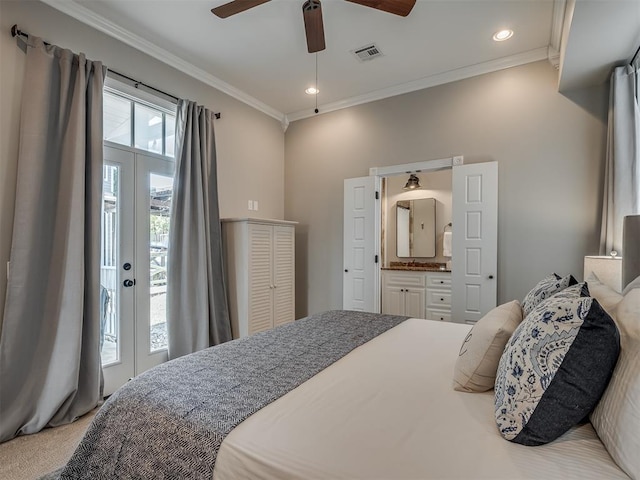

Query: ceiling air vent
[351,43,383,62]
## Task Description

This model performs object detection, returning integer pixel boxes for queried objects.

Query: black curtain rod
[10,24,221,119]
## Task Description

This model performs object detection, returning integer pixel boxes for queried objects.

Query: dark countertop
[382,262,451,272]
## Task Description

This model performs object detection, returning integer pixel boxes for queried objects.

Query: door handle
[123,279,135,287]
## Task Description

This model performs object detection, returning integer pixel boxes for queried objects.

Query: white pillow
[622,274,640,296]
[590,285,640,480]
[453,300,523,393]
[586,272,623,322]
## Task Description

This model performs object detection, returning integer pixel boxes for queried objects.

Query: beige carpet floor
[0,408,98,480]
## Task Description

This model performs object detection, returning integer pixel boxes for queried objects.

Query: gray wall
[285,61,608,318]
[0,1,285,330]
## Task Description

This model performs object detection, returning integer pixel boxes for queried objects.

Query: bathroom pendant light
[403,174,421,190]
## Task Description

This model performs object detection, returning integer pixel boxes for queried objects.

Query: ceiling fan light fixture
[493,29,514,42]
[403,174,421,190]
[305,86,319,95]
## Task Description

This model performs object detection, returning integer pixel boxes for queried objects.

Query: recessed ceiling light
[305,87,319,95]
[493,29,514,42]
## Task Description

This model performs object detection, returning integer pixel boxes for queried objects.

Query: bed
[55,306,629,480]
[214,318,628,479]
[55,293,638,479]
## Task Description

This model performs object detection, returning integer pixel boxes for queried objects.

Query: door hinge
[375,191,379,200]
[374,254,379,264]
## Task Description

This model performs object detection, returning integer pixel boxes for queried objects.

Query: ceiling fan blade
[303,0,326,53]
[344,0,416,17]
[211,0,271,18]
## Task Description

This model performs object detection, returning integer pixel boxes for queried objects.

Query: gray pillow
[495,295,620,446]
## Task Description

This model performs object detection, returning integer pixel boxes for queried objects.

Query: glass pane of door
[101,164,120,365]
[149,173,172,352]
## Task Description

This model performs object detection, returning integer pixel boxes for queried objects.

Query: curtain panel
[0,37,106,442]
[600,64,640,255]
[167,100,232,360]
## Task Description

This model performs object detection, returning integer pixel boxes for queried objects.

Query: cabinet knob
[440,298,444,302]
[344,269,349,273]
[488,275,494,279]
[439,280,444,284]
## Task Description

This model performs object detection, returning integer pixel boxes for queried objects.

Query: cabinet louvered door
[248,223,274,335]
[273,225,295,327]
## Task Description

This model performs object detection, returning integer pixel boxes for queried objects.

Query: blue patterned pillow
[494,295,619,446]
[521,273,577,316]
[549,281,589,300]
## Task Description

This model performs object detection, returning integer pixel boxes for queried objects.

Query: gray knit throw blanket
[57,310,408,479]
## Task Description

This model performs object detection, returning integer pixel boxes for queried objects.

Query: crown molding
[547,0,566,70]
[550,0,567,53]
[40,0,286,124]
[285,47,549,123]
[40,1,551,130]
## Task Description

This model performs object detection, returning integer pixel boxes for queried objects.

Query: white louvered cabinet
[222,218,297,338]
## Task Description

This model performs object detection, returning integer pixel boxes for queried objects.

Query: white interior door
[343,176,378,312]
[101,145,173,395]
[451,162,498,324]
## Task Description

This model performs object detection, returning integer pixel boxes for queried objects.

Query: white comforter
[214,319,628,479]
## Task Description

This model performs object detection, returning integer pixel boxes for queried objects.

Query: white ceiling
[40,0,639,124]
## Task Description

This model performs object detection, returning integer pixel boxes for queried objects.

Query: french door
[101,144,174,395]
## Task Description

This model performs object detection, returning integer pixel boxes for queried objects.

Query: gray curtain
[0,37,106,442]
[167,100,231,360]
[600,63,640,255]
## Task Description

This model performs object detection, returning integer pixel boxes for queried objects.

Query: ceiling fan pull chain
[315,52,319,114]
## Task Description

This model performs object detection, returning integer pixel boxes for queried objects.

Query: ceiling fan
[211,0,416,53]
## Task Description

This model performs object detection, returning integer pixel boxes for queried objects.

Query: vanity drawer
[426,309,451,322]
[427,274,451,288]
[382,271,427,288]
[427,290,452,307]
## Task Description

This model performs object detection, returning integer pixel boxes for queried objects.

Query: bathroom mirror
[396,198,436,258]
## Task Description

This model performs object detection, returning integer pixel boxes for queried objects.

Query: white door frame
[345,155,478,316]
[344,156,497,322]
[368,156,464,314]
